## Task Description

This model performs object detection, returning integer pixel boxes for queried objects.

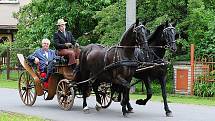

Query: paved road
[0,88,215,121]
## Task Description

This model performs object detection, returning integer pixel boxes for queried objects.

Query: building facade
[0,0,31,43]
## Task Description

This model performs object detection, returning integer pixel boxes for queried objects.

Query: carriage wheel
[56,79,75,110]
[18,71,37,106]
[98,82,112,108]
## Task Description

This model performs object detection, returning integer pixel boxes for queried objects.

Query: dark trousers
[41,60,55,82]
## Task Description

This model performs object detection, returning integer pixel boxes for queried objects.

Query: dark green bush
[133,79,173,95]
[194,81,215,97]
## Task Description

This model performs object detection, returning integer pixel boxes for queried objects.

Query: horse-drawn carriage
[17,20,177,116]
[17,53,112,110]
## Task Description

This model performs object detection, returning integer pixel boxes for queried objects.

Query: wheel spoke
[58,83,63,91]
[57,79,74,110]
[19,71,37,106]
[21,90,26,98]
[23,90,27,104]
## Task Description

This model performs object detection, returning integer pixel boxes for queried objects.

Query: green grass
[130,93,215,106]
[0,72,19,89]
[0,79,18,89]
[0,111,49,121]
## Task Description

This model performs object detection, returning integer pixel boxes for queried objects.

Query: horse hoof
[136,99,147,105]
[127,109,134,113]
[95,105,102,111]
[123,112,128,117]
[166,111,173,117]
[83,106,90,113]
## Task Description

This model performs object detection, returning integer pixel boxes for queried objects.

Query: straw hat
[56,19,67,25]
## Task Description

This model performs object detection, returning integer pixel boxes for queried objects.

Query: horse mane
[119,24,135,42]
[147,24,165,44]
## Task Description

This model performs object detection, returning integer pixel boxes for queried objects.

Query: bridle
[133,24,148,47]
[150,26,176,49]
[162,26,176,48]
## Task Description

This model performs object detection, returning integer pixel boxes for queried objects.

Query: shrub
[194,80,215,97]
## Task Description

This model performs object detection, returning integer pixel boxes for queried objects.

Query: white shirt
[45,51,48,59]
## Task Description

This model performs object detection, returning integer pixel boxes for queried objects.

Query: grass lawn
[0,79,18,89]
[0,111,49,121]
[0,78,18,89]
[0,71,19,89]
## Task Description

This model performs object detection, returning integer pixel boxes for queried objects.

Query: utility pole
[126,0,136,30]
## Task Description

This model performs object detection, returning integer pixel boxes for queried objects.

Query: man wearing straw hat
[53,19,80,72]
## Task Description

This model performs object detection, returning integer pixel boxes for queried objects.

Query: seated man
[53,19,80,72]
[27,38,56,85]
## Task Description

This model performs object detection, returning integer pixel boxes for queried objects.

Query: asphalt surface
[0,88,215,121]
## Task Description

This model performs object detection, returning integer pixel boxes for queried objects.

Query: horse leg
[159,76,172,117]
[136,77,152,105]
[120,87,130,117]
[82,84,90,113]
[117,76,130,117]
[93,82,102,111]
[126,89,134,113]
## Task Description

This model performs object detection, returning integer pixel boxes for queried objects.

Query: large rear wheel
[18,71,37,106]
[56,79,75,110]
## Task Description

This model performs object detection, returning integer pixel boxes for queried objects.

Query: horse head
[120,19,148,50]
[162,21,177,52]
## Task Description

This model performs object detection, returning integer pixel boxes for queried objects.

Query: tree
[13,0,112,49]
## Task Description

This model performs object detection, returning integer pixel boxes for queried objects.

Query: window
[0,0,19,4]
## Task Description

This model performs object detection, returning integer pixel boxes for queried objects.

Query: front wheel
[56,79,75,110]
[18,71,37,106]
[98,82,112,108]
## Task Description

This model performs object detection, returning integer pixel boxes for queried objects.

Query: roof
[0,0,31,28]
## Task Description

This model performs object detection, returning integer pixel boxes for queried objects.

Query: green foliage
[187,0,215,58]
[92,0,126,46]
[0,42,11,56]
[14,0,112,48]
[134,78,173,95]
[194,81,215,97]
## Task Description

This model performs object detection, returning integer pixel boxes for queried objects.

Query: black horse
[77,19,149,116]
[134,21,177,117]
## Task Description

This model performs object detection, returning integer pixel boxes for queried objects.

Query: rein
[116,45,140,48]
[149,45,169,49]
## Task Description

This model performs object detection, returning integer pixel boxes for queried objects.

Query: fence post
[190,44,195,95]
[6,47,10,80]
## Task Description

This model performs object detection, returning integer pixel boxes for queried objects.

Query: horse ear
[171,20,177,27]
[136,18,140,26]
[165,20,169,27]
[142,21,147,26]
[175,32,180,40]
